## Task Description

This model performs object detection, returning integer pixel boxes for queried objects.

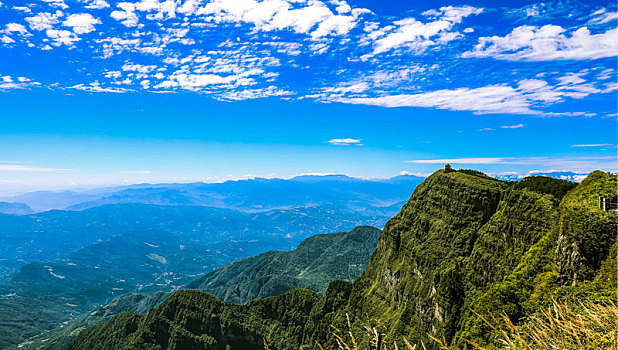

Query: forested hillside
[67,169,616,349]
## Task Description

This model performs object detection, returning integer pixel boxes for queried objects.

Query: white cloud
[96,37,142,57]
[479,127,494,131]
[122,63,157,73]
[0,75,40,90]
[588,8,618,25]
[217,86,293,100]
[111,5,139,27]
[463,25,618,61]
[26,12,62,31]
[331,70,611,115]
[366,6,482,56]
[327,138,363,145]
[0,164,71,172]
[194,0,366,38]
[110,0,182,27]
[41,0,68,9]
[4,23,29,35]
[501,124,526,129]
[63,13,101,34]
[83,0,110,9]
[571,143,613,147]
[407,157,503,164]
[407,156,617,167]
[334,85,538,115]
[46,29,80,46]
[69,82,130,92]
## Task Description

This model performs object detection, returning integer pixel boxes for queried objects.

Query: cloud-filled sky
[0,0,616,193]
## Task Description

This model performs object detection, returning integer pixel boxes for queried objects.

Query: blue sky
[0,0,616,193]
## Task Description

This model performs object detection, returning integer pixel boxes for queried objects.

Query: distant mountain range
[0,204,388,280]
[0,174,425,213]
[0,202,33,215]
[493,170,589,182]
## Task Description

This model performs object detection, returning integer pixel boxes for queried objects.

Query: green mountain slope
[67,169,617,350]
[186,226,381,304]
[32,226,380,350]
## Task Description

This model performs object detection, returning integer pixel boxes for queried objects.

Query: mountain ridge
[65,168,617,349]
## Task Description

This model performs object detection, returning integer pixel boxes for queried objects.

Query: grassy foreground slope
[68,169,617,349]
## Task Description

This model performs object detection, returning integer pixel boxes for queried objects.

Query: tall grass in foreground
[293,298,617,350]
[472,298,618,350]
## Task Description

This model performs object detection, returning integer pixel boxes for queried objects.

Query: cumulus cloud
[41,0,68,9]
[63,13,101,34]
[193,0,367,38]
[154,70,259,90]
[26,12,62,31]
[327,138,363,145]
[82,0,110,9]
[46,29,80,46]
[4,23,29,35]
[463,25,618,61]
[122,63,157,73]
[111,3,140,27]
[0,75,40,90]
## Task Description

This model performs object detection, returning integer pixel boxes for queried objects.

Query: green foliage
[69,289,320,350]
[455,169,499,181]
[511,176,577,200]
[67,169,617,350]
[187,226,381,304]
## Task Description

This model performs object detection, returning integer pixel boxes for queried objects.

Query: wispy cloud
[479,127,494,131]
[118,170,152,174]
[571,143,614,147]
[327,138,363,146]
[406,156,616,167]
[0,164,72,172]
[501,124,527,129]
[407,157,504,164]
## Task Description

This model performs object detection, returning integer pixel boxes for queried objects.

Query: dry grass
[329,313,421,350]
[470,298,618,350]
[267,298,617,349]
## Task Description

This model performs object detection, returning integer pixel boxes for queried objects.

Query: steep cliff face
[341,169,569,347]
[67,169,617,350]
[556,170,617,284]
